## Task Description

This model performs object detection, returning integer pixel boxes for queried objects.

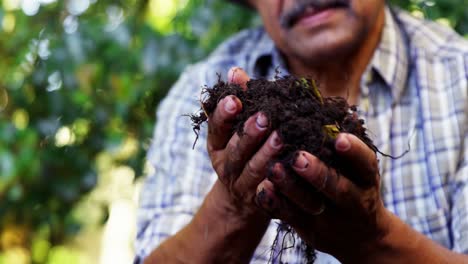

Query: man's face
[249,0,385,66]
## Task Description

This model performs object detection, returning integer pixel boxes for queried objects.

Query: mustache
[280,0,349,29]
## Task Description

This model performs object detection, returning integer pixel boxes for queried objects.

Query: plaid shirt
[135,7,468,263]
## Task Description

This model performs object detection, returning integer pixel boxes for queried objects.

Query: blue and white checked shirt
[135,7,468,263]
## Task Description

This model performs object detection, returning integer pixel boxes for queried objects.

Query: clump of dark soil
[190,75,377,263]
[191,75,376,174]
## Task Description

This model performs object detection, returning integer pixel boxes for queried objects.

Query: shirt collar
[367,7,410,100]
[246,30,289,78]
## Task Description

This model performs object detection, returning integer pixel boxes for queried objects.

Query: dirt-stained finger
[292,151,361,206]
[256,180,311,229]
[223,113,270,183]
[228,67,250,90]
[335,133,379,187]
[234,131,282,193]
[207,95,242,152]
[268,162,325,215]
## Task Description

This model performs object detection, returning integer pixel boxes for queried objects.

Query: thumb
[227,67,250,91]
[335,133,379,187]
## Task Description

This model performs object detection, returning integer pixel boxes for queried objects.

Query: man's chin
[285,30,364,66]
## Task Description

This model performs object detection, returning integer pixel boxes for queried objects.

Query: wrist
[337,207,395,263]
[206,180,270,226]
[190,180,270,262]
[355,209,405,264]
[346,210,465,264]
[149,181,270,264]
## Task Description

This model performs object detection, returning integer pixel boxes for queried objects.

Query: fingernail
[224,96,237,113]
[256,113,268,130]
[228,67,242,83]
[336,134,351,152]
[257,190,274,210]
[294,153,309,171]
[269,132,282,149]
[256,188,266,206]
[270,163,285,183]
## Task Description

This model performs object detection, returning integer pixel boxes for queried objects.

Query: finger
[222,112,269,180]
[256,179,278,212]
[335,133,379,187]
[233,130,282,192]
[207,95,242,152]
[292,151,361,206]
[268,162,324,215]
[228,67,250,90]
[256,180,312,230]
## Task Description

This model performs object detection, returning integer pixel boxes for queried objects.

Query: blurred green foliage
[391,0,468,34]
[0,0,466,262]
[0,0,256,262]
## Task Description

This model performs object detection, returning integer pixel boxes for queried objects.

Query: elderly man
[135,0,468,263]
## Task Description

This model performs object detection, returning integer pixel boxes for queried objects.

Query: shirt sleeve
[450,56,468,253]
[450,116,468,253]
[134,65,216,262]
[451,164,468,253]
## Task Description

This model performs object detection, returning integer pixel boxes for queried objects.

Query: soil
[191,75,376,174]
[190,75,377,263]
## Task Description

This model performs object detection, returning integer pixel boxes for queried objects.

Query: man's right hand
[205,67,283,227]
[145,67,282,264]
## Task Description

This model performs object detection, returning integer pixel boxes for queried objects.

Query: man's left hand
[256,133,392,262]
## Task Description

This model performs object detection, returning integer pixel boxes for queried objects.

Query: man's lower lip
[296,8,341,28]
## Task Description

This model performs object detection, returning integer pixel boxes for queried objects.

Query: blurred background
[0,0,466,263]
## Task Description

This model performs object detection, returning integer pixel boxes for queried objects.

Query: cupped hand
[256,133,392,262]
[207,67,283,225]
